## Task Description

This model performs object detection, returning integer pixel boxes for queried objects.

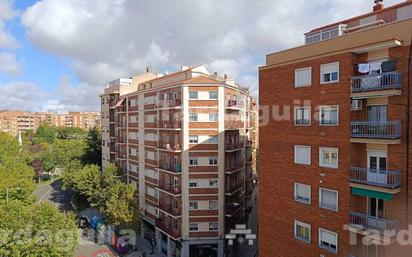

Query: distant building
[0,110,101,136]
[100,65,257,257]
[0,110,41,136]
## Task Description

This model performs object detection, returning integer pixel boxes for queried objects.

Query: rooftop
[304,0,412,44]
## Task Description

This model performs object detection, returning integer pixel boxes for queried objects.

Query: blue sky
[1,0,77,91]
[0,0,403,112]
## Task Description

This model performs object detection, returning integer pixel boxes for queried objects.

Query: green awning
[351,187,393,201]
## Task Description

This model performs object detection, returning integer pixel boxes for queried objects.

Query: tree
[82,127,102,166]
[35,124,56,144]
[0,132,21,164]
[0,201,78,257]
[0,163,35,205]
[63,163,138,225]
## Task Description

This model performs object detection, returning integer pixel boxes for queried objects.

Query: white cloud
[42,76,101,112]
[0,52,21,76]
[0,82,47,111]
[20,0,403,111]
[0,0,19,49]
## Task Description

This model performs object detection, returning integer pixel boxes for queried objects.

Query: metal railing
[349,211,400,234]
[351,72,401,93]
[350,121,401,139]
[350,167,400,189]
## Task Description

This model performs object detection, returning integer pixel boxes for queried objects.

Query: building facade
[100,65,256,257]
[0,110,41,136]
[259,1,412,257]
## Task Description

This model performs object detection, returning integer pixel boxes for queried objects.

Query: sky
[0,0,403,112]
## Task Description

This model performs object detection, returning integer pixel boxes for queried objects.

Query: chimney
[373,0,384,12]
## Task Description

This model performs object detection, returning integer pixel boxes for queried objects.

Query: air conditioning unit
[351,100,362,111]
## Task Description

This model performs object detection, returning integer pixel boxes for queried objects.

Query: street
[234,184,259,257]
[33,179,117,257]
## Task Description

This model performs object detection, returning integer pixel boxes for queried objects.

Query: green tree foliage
[63,163,138,225]
[82,127,102,166]
[34,124,56,144]
[0,201,78,257]
[38,139,86,172]
[0,163,35,205]
[0,132,21,164]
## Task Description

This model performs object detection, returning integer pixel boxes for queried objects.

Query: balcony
[225,143,242,152]
[157,203,181,217]
[350,167,400,193]
[155,218,181,239]
[159,184,182,195]
[349,211,400,235]
[158,163,182,173]
[158,99,181,108]
[350,121,401,144]
[225,163,244,174]
[159,121,181,130]
[157,142,181,152]
[351,72,401,98]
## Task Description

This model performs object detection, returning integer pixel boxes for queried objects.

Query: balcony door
[367,197,386,231]
[367,151,388,185]
[367,105,387,122]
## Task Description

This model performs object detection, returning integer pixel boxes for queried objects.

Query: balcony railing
[158,99,181,108]
[349,211,400,234]
[158,142,181,151]
[158,163,182,173]
[158,203,181,216]
[159,184,181,195]
[350,167,400,189]
[351,72,401,93]
[155,219,181,239]
[350,121,401,139]
[160,121,181,129]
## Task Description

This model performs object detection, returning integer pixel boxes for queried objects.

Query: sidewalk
[125,237,164,257]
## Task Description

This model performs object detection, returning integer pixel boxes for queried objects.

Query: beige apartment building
[0,110,101,137]
[100,65,257,257]
[45,112,101,129]
[0,110,41,136]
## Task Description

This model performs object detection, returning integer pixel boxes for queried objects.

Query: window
[295,107,311,125]
[207,136,218,144]
[189,91,198,99]
[320,62,339,83]
[294,183,311,204]
[209,91,218,99]
[189,181,198,188]
[209,157,218,165]
[209,179,218,187]
[209,223,218,231]
[209,113,218,121]
[189,157,198,166]
[320,106,338,125]
[294,145,311,165]
[295,67,312,87]
[319,188,338,211]
[319,147,338,168]
[319,228,338,253]
[189,135,198,144]
[294,221,311,243]
[209,200,218,210]
[189,223,198,231]
[189,201,198,210]
[189,113,198,122]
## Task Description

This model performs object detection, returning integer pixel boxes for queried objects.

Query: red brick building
[259,1,412,256]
